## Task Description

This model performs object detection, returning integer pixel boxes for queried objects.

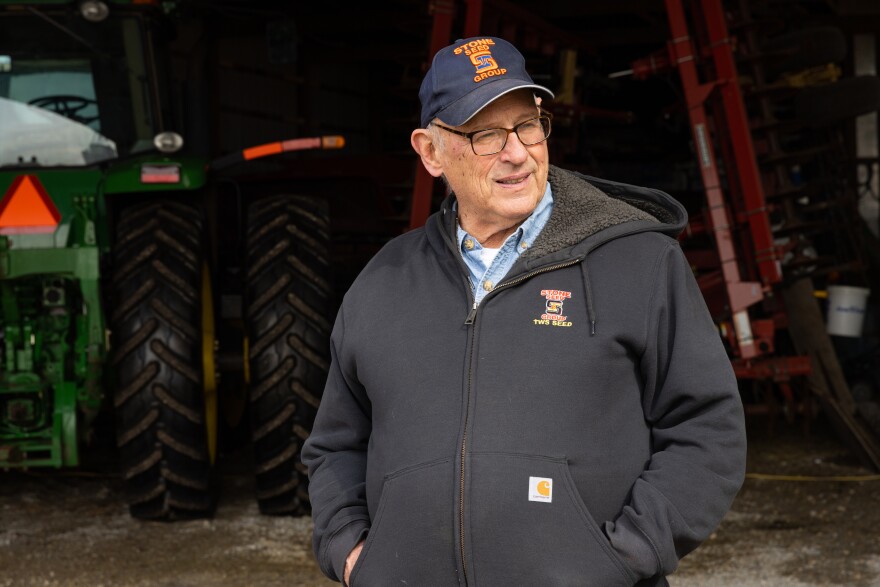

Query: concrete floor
[2,419,879,586]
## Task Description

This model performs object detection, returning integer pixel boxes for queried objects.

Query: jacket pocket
[467,452,637,587]
[349,458,458,587]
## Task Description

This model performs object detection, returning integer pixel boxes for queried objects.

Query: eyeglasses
[431,111,552,156]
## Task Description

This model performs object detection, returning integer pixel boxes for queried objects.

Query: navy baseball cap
[419,36,554,128]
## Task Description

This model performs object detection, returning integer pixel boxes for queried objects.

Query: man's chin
[495,191,540,213]
[493,204,540,227]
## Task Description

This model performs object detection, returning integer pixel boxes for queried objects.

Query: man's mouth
[496,173,530,185]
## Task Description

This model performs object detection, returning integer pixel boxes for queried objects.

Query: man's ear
[411,129,445,178]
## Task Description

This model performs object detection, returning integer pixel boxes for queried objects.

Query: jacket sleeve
[604,240,747,579]
[301,305,372,582]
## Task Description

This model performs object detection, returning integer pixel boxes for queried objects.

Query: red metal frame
[732,356,812,381]
[463,0,483,38]
[698,0,783,287]
[408,0,457,232]
[665,0,764,358]
[661,0,813,395]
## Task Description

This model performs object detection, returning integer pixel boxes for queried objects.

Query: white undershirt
[479,247,501,268]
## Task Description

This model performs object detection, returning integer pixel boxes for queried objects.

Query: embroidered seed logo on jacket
[533,289,573,328]
[454,38,508,83]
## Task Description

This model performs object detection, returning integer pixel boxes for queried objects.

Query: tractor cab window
[0,12,157,168]
[5,59,101,131]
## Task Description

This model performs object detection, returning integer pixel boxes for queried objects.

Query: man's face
[436,90,549,234]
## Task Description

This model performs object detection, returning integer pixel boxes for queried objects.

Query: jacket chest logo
[533,289,573,327]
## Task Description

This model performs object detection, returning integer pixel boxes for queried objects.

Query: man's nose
[499,131,530,163]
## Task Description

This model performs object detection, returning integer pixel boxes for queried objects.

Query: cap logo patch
[454,38,508,83]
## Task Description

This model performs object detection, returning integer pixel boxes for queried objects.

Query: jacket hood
[433,165,688,264]
[527,166,686,259]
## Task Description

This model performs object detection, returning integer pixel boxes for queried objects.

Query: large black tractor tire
[111,201,216,519]
[760,26,846,80]
[794,76,880,126]
[245,195,332,515]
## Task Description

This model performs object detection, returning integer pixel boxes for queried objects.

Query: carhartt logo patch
[528,476,553,503]
[533,289,573,328]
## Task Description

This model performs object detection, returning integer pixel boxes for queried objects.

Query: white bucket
[826,285,871,337]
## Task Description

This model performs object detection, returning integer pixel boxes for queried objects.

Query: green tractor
[0,0,340,519]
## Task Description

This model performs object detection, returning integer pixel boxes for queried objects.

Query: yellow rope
[746,472,880,482]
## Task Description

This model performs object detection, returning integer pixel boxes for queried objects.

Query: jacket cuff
[604,516,660,579]
[327,522,370,583]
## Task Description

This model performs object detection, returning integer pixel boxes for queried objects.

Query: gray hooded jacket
[302,166,747,586]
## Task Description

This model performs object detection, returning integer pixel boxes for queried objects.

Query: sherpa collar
[521,166,660,260]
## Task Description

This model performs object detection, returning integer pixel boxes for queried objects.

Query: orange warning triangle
[0,175,61,234]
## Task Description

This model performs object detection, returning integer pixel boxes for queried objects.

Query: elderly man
[302,36,746,586]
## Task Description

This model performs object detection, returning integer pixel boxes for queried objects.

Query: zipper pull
[464,302,478,325]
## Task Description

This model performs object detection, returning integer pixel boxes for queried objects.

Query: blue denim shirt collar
[455,182,554,304]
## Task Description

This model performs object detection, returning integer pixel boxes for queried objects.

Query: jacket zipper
[464,302,478,325]
[493,258,583,293]
[458,256,582,585]
[460,322,476,583]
